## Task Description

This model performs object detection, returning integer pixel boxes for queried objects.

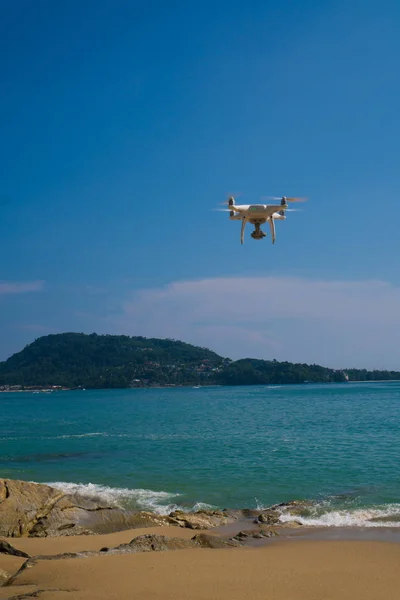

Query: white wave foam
[45,481,214,515]
[52,432,108,439]
[278,504,400,528]
[0,432,111,441]
[191,502,215,512]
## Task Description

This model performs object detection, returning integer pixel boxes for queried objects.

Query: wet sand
[2,526,400,600]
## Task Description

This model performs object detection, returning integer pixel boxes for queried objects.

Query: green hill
[0,332,400,390]
[0,333,226,389]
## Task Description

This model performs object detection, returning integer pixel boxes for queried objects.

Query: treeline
[218,358,346,385]
[344,369,400,381]
[0,333,399,389]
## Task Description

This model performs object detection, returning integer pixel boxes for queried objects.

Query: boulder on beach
[0,479,237,538]
[167,509,234,530]
[0,478,298,539]
[0,479,171,538]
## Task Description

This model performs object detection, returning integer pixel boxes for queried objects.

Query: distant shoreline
[3,332,400,391]
[2,379,400,394]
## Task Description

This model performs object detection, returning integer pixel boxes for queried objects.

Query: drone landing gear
[251,223,266,240]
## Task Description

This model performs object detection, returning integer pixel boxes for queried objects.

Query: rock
[283,507,311,517]
[191,533,240,549]
[129,534,194,552]
[270,499,314,517]
[1,557,34,588]
[234,531,249,539]
[0,568,9,584]
[167,509,234,530]
[0,479,172,538]
[240,508,261,519]
[0,479,64,537]
[229,528,278,543]
[280,520,303,528]
[368,515,400,523]
[0,478,310,540]
[0,477,235,538]
[271,499,313,509]
[0,540,30,558]
[259,527,279,538]
[254,511,280,525]
[223,508,260,520]
[101,534,196,554]
[97,533,240,555]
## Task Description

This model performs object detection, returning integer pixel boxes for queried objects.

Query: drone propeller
[219,191,242,205]
[261,196,307,203]
[213,207,301,213]
[219,200,236,207]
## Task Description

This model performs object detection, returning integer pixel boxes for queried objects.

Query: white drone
[215,195,306,245]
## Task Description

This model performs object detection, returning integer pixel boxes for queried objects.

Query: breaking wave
[45,480,215,515]
[277,501,400,528]
[42,482,400,527]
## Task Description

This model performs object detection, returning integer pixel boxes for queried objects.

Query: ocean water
[1,382,400,528]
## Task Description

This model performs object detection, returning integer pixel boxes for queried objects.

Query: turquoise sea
[1,382,400,527]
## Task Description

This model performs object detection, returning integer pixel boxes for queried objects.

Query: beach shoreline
[2,480,400,598]
[2,525,400,600]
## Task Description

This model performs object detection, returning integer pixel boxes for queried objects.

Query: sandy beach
[2,526,400,600]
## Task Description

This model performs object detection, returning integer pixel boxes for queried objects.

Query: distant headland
[0,332,399,392]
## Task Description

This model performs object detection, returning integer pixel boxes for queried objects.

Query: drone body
[217,196,305,245]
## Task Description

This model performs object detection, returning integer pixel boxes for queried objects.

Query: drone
[214,195,306,245]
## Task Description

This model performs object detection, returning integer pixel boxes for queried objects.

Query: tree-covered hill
[0,332,400,390]
[0,332,226,388]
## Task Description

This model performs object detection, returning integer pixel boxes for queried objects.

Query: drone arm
[268,217,276,244]
[240,219,246,245]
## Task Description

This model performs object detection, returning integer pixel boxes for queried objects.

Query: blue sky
[1,0,400,368]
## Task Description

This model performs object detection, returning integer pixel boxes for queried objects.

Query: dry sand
[1,526,400,600]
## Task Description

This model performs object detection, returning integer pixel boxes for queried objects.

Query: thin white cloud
[107,276,400,370]
[0,280,44,295]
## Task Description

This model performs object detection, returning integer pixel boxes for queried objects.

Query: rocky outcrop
[254,510,281,525]
[0,480,239,538]
[0,479,64,537]
[167,509,234,530]
[269,499,314,516]
[0,531,258,591]
[99,534,196,554]
[0,479,172,538]
[99,532,240,555]
[0,540,30,558]
[0,479,307,539]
